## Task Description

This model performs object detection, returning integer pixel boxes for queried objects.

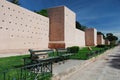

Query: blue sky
[18,0,120,39]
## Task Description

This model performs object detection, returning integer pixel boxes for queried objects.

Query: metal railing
[0,62,52,80]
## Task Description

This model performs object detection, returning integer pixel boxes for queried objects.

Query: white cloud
[113,32,120,39]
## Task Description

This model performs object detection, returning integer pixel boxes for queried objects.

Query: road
[65,46,120,80]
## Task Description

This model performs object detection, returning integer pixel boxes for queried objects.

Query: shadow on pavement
[108,53,120,69]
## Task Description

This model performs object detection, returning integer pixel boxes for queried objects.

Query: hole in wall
[2,5,4,7]
[9,21,11,23]
[8,7,10,9]
[6,28,8,30]
[11,35,13,37]
[0,27,3,29]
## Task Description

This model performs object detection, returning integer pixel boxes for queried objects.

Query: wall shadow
[108,53,120,69]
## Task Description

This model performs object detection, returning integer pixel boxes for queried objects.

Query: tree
[97,31,105,39]
[118,40,120,44]
[35,9,48,17]
[106,33,118,41]
[76,21,87,31]
[106,33,113,37]
[7,0,20,5]
[106,33,118,45]
[76,21,81,30]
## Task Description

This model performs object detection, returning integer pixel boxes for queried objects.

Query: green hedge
[96,45,107,48]
[67,46,80,53]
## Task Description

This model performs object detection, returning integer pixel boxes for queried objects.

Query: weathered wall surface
[0,0,49,53]
[97,35,105,45]
[85,28,97,46]
[75,29,85,47]
[94,29,97,46]
[64,6,76,47]
[48,6,65,48]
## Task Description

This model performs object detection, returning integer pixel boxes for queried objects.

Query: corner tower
[48,6,76,48]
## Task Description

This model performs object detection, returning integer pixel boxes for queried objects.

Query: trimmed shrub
[96,45,106,48]
[67,46,80,53]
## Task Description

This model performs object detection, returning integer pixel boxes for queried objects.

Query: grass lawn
[70,47,104,60]
[0,55,52,80]
[0,55,29,71]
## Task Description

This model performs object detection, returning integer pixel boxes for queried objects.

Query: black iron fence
[0,62,52,80]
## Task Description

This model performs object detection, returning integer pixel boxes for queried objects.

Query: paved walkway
[53,60,85,75]
[65,46,120,80]
[0,52,29,58]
